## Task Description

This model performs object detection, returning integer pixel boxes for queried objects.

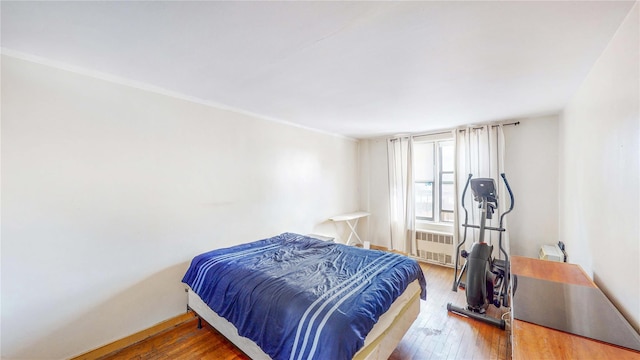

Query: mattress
[187,280,422,360]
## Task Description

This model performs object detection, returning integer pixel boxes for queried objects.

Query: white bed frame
[187,280,422,360]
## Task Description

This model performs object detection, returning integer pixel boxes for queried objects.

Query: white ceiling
[1,1,635,139]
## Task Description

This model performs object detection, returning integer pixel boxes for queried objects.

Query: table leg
[346,219,363,245]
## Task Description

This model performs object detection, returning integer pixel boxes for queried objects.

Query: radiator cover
[415,230,455,267]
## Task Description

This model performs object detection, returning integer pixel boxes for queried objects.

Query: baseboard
[70,311,196,360]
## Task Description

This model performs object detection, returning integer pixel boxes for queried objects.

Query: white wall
[1,55,359,359]
[559,3,639,332]
[504,115,559,258]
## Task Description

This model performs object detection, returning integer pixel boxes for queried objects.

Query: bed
[182,233,427,360]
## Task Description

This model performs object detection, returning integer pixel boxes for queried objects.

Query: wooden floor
[99,263,510,360]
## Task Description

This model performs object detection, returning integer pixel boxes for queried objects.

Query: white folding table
[329,211,370,246]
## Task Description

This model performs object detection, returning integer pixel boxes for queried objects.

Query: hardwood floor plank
[100,262,510,360]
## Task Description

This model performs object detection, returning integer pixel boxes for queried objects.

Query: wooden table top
[510,255,596,287]
[510,256,640,360]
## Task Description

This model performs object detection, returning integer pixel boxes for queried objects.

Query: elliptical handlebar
[496,174,514,257]
[460,174,473,223]
[452,174,473,292]
[498,173,514,228]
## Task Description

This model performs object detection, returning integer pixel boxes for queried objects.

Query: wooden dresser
[510,256,640,359]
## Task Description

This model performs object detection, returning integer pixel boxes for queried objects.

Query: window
[414,139,455,222]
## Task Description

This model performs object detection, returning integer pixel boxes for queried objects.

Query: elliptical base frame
[446,303,506,330]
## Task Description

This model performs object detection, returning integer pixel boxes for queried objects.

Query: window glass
[415,182,433,219]
[413,142,434,181]
[441,183,455,212]
[440,211,455,222]
[441,173,455,183]
[440,141,455,172]
[414,137,455,223]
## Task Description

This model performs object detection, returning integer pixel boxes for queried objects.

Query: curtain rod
[389,121,520,141]
[459,121,520,132]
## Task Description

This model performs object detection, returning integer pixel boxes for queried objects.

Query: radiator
[415,230,455,267]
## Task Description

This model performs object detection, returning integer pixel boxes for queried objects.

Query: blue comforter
[182,233,426,360]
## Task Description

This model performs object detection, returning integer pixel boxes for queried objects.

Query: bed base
[187,280,421,360]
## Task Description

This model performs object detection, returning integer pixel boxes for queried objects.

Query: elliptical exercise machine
[447,173,515,330]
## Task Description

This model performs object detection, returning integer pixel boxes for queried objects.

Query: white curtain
[387,137,415,254]
[454,125,509,259]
